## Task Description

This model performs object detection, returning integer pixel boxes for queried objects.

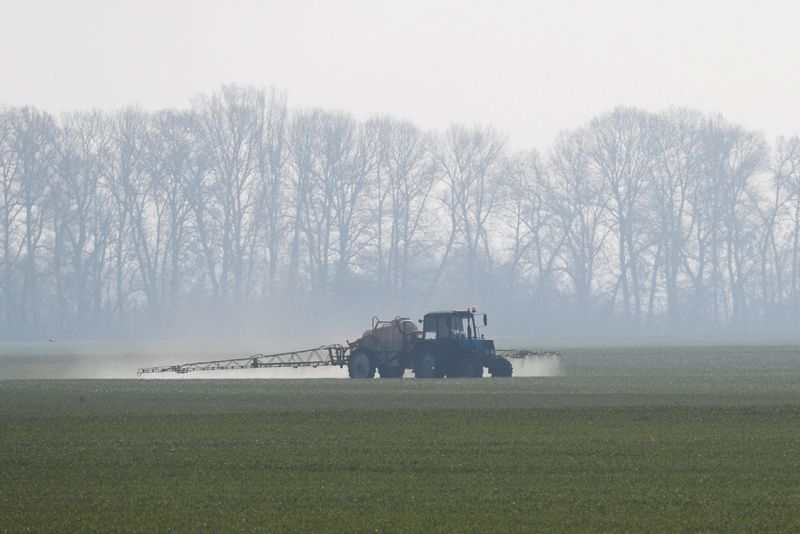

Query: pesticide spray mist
[0,342,562,379]
[510,355,562,377]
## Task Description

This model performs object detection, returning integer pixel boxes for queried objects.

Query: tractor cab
[413,309,503,378]
[421,310,487,341]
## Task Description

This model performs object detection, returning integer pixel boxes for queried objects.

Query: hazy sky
[2,0,799,148]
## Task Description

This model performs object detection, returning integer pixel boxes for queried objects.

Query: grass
[1,344,800,532]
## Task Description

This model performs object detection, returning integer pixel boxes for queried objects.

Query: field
[1,343,800,531]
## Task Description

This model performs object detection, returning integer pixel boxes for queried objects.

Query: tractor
[347,309,513,378]
[137,308,557,378]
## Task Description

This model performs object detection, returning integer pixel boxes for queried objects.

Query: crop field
[1,343,800,531]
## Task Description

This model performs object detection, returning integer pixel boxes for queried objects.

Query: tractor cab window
[436,317,450,339]
[451,317,466,338]
[423,316,454,339]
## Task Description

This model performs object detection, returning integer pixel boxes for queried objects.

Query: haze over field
[2,0,800,342]
[3,5,800,531]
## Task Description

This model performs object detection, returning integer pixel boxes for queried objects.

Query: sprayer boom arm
[137,345,349,376]
[496,349,560,359]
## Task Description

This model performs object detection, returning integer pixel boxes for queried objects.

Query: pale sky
[2,0,799,149]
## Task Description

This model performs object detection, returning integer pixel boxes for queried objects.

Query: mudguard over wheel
[413,352,438,379]
[348,350,376,379]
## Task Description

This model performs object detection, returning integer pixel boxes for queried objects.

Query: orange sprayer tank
[357,317,419,354]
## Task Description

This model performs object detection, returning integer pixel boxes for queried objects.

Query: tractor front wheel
[413,352,438,379]
[348,350,376,379]
[489,357,513,378]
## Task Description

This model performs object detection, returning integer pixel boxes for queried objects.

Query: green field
[1,344,800,531]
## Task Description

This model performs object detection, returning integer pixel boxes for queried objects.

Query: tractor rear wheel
[460,355,484,378]
[348,350,376,379]
[378,365,404,378]
[413,352,438,379]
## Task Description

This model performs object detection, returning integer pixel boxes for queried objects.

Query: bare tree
[9,108,57,338]
[145,110,200,315]
[498,150,563,307]
[252,90,289,299]
[287,110,376,301]
[109,108,156,324]
[588,107,658,327]
[52,111,114,334]
[769,136,800,319]
[693,117,766,325]
[194,86,265,305]
[550,129,611,322]
[649,108,704,331]
[430,125,505,297]
[286,109,321,296]
[0,108,23,336]
[372,118,436,301]
[328,114,376,295]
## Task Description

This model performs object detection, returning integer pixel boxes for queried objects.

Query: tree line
[1,86,799,341]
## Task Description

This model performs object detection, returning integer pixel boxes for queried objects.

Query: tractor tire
[348,350,376,379]
[489,357,513,378]
[460,355,484,378]
[378,366,404,379]
[413,352,438,379]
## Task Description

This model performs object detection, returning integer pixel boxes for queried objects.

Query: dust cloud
[510,356,562,377]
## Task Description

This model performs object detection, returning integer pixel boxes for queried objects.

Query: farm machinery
[137,309,559,378]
